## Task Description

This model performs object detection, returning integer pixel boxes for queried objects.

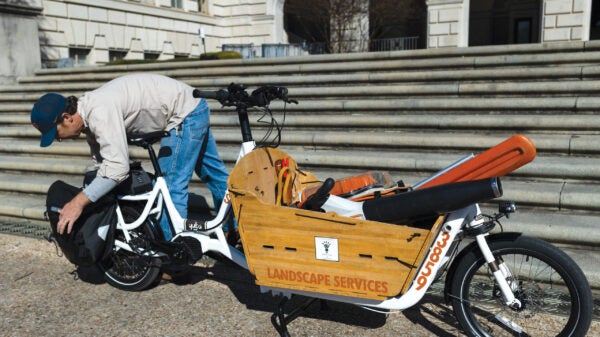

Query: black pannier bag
[45,180,117,281]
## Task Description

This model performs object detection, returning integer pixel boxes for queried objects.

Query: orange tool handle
[417,135,536,189]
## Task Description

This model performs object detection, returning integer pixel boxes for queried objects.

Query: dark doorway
[590,0,600,39]
[369,0,427,50]
[469,0,541,46]
[283,0,426,53]
[283,0,330,53]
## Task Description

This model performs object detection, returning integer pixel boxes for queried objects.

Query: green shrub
[105,51,242,66]
[199,51,243,60]
[104,59,156,66]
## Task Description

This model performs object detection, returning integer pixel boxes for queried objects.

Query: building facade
[37,0,287,67]
[427,0,594,48]
[2,0,600,83]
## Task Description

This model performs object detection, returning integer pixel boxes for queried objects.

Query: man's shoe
[226,230,243,250]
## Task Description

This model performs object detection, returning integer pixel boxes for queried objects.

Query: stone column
[159,41,175,60]
[125,38,144,60]
[268,0,288,44]
[88,34,109,65]
[543,0,592,42]
[426,0,470,48]
[0,0,43,84]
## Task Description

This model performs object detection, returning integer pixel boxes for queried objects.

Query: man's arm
[58,172,118,235]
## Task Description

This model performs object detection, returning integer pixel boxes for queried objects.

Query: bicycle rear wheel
[102,204,162,291]
[449,235,592,337]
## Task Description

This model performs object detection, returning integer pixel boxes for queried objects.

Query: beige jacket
[79,73,200,183]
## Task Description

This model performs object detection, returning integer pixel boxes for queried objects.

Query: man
[30,73,231,241]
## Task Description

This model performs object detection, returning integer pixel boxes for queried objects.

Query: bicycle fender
[443,232,523,303]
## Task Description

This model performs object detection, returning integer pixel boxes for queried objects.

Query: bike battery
[127,169,153,194]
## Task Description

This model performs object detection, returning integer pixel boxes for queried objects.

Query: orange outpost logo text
[415,232,450,291]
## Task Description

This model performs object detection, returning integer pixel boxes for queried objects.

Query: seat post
[146,144,163,177]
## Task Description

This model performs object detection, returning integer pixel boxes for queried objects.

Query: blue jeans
[157,100,232,240]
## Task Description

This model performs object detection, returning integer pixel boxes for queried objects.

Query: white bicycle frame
[113,140,256,270]
[112,138,519,312]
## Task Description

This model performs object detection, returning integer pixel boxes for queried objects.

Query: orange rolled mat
[417,135,536,190]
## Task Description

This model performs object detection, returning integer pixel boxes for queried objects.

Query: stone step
[4,96,600,114]
[4,125,600,155]
[5,113,600,134]
[4,66,600,95]
[1,146,600,213]
[31,41,591,76]
[20,44,600,84]
[33,40,600,77]
[3,136,600,181]
[7,79,600,102]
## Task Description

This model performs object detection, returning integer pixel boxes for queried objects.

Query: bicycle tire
[102,205,162,291]
[449,235,592,337]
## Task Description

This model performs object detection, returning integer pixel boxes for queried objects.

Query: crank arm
[114,239,165,258]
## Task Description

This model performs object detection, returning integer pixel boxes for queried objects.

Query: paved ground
[1,233,598,337]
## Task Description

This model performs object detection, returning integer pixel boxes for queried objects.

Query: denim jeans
[157,99,231,240]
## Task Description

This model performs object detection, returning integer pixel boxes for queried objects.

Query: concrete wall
[0,0,42,84]
[543,0,592,42]
[427,0,469,48]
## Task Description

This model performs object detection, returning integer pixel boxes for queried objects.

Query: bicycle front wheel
[449,235,592,337]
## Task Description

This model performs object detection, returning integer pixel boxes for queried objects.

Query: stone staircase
[1,41,599,288]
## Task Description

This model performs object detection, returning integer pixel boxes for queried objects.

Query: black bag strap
[98,202,118,262]
[194,127,211,174]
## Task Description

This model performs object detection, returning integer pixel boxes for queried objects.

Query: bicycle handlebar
[193,83,298,108]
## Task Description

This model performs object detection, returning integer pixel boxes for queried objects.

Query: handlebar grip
[192,89,229,101]
[193,89,219,99]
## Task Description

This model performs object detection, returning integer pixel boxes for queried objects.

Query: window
[144,52,160,60]
[69,48,90,66]
[109,50,128,62]
[514,18,532,44]
[173,53,190,60]
[591,0,600,40]
[171,0,183,8]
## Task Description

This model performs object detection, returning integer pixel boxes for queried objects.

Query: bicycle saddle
[128,131,170,147]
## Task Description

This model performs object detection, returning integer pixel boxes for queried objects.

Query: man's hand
[58,192,91,234]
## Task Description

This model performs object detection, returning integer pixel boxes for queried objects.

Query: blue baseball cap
[30,93,67,147]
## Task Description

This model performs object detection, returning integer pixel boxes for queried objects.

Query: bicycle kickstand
[272,296,327,337]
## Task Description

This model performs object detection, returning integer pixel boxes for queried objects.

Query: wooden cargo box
[228,148,442,300]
